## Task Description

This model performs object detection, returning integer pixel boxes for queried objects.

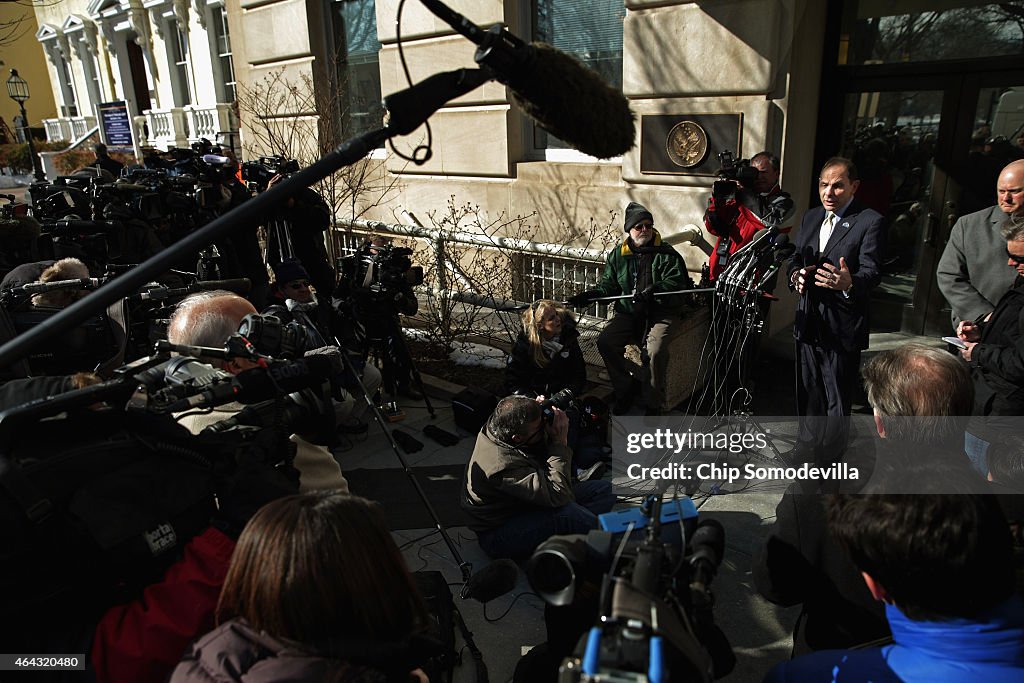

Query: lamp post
[6,69,46,182]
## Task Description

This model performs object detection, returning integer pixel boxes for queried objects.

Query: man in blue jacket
[765,463,1024,683]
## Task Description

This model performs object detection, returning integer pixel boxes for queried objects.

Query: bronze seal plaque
[666,120,708,168]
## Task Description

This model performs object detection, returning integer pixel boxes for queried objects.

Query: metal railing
[332,215,619,367]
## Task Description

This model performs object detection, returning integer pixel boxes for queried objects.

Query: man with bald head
[938,159,1024,326]
[167,290,349,492]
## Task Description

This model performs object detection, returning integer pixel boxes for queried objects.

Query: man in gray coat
[937,159,1024,326]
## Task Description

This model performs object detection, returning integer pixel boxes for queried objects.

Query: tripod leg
[334,342,471,582]
[392,325,436,418]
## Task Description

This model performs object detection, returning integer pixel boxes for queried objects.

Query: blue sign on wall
[97,101,133,150]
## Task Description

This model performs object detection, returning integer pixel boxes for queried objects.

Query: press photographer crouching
[167,290,349,492]
[461,395,616,559]
[337,235,424,402]
[506,299,610,479]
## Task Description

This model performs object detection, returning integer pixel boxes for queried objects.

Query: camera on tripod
[712,150,758,201]
[527,494,734,683]
[241,155,301,193]
[366,244,424,294]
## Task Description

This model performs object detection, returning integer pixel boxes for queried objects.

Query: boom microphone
[132,278,252,302]
[418,0,635,159]
[15,278,100,294]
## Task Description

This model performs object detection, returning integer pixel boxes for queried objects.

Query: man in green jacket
[569,202,691,415]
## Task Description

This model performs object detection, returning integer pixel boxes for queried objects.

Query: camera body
[241,155,301,193]
[365,244,424,294]
[528,495,733,683]
[540,388,578,424]
[713,150,758,200]
[236,312,312,359]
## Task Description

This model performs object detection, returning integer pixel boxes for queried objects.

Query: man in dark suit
[788,157,884,463]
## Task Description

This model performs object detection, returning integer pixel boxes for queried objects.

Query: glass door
[821,0,1024,334]
[835,78,953,334]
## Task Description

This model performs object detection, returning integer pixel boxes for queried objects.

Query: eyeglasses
[631,222,654,232]
[1007,249,1024,265]
[286,280,311,289]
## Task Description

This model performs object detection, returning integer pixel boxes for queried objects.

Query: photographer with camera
[461,395,616,559]
[195,153,269,308]
[506,299,608,479]
[337,235,424,402]
[167,290,350,492]
[265,258,383,434]
[705,151,794,281]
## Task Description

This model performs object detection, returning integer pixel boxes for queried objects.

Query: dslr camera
[540,388,578,424]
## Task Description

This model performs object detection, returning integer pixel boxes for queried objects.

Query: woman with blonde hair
[506,300,608,475]
[171,493,433,683]
[505,299,586,399]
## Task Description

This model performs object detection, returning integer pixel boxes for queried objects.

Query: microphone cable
[390,0,435,165]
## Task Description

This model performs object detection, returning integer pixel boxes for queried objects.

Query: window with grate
[328,0,383,142]
[515,252,612,319]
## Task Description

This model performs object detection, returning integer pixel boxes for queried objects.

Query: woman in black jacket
[506,300,608,474]
[505,299,586,398]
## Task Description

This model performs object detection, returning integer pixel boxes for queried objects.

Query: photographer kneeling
[461,395,616,560]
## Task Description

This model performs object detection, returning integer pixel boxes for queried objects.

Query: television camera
[342,242,425,302]
[712,150,758,200]
[0,338,337,625]
[241,155,301,193]
[528,493,734,683]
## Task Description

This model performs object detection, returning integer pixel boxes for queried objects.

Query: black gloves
[632,285,656,306]
[567,289,603,307]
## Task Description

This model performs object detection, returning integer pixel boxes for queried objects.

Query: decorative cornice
[192,0,207,29]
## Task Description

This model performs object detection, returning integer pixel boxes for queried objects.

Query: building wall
[31,0,237,150]
[227,0,829,340]
[0,6,57,134]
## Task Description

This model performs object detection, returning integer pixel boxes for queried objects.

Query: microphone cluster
[714,227,795,307]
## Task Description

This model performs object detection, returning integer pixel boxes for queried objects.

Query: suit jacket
[789,199,884,352]
[936,205,1017,326]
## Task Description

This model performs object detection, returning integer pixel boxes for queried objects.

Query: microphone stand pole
[335,338,472,583]
[495,288,714,312]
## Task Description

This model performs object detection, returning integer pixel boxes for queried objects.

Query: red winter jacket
[704,196,768,280]
[90,527,236,683]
